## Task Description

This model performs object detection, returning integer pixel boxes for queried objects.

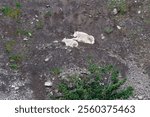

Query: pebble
[46,5,50,8]
[100,83,105,86]
[36,19,39,22]
[28,32,32,37]
[117,25,122,30]
[44,81,53,87]
[104,77,107,80]
[11,85,19,90]
[52,77,55,81]
[50,91,53,95]
[53,40,58,43]
[15,87,19,90]
[112,8,118,15]
[138,10,141,14]
[138,95,144,100]
[35,15,38,18]
[45,58,50,62]
[31,22,34,24]
[89,15,92,18]
[11,85,15,88]
[101,34,105,40]
[33,18,36,20]
[54,89,59,93]
[23,37,28,41]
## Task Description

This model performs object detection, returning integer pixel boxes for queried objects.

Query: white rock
[89,15,92,18]
[23,37,28,41]
[73,31,95,44]
[53,40,58,43]
[138,10,141,14]
[104,77,107,80]
[15,87,19,90]
[138,95,144,100]
[117,25,122,30]
[113,8,118,15]
[101,34,105,39]
[11,85,15,88]
[62,38,78,48]
[45,58,50,62]
[28,32,32,37]
[35,15,38,18]
[50,91,53,95]
[44,81,53,87]
[54,89,59,93]
[36,19,39,22]
[46,5,50,8]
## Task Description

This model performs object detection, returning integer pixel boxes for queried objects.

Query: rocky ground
[0,0,150,100]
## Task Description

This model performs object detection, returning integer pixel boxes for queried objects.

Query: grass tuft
[50,68,62,75]
[9,54,23,70]
[5,40,16,53]
[108,0,128,15]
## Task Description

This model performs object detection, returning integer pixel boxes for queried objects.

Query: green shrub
[53,64,133,100]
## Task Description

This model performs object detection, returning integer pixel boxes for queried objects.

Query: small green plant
[5,40,16,53]
[9,63,19,70]
[44,11,52,18]
[9,54,23,70]
[9,54,22,63]
[53,64,133,100]
[144,19,150,24]
[51,68,62,75]
[16,2,22,9]
[104,27,113,34]
[35,21,44,30]
[108,0,127,15]
[16,29,32,37]
[1,2,21,19]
